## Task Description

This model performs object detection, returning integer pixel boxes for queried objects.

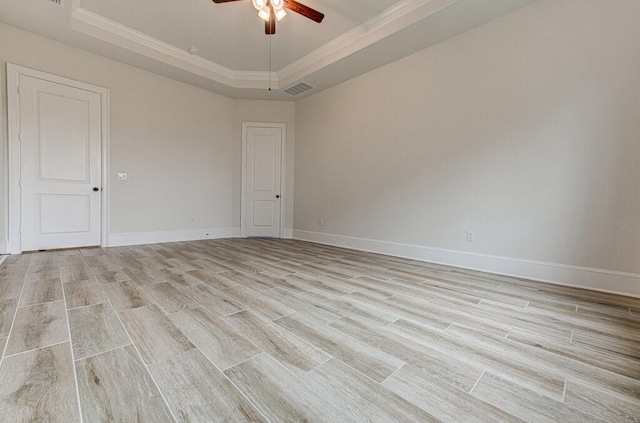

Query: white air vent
[284,82,315,96]
[48,0,62,5]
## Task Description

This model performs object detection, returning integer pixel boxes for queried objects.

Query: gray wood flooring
[0,238,639,422]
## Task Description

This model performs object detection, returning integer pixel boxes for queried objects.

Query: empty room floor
[0,239,639,422]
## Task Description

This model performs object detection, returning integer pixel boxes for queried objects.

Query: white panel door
[19,75,102,251]
[245,126,282,238]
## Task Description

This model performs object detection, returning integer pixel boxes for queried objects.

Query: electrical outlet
[117,172,128,181]
[319,218,324,227]
[466,231,476,242]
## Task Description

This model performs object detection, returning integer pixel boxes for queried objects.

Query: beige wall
[294,0,640,275]
[0,24,295,245]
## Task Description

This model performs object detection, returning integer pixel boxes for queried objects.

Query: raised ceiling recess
[0,0,536,99]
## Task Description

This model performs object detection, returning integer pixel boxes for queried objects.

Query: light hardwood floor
[0,238,639,422]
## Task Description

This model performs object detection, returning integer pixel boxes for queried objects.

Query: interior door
[245,126,282,238]
[19,74,102,251]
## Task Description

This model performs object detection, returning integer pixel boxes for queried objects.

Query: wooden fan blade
[265,6,276,34]
[283,0,324,23]
[212,0,245,3]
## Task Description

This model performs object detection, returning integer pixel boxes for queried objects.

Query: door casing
[241,122,286,238]
[7,64,110,254]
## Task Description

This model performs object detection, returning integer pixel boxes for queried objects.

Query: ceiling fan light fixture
[275,8,287,21]
[271,0,284,10]
[252,0,266,10]
[258,8,270,21]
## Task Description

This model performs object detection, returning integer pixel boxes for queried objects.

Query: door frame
[6,64,110,254]
[241,122,286,238]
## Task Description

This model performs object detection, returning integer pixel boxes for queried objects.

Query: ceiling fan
[212,0,324,35]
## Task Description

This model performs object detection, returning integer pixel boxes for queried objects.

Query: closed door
[245,126,283,238]
[19,74,102,251]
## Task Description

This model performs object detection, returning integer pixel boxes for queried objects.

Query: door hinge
[17,85,21,95]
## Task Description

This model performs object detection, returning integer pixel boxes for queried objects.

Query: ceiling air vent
[284,82,314,97]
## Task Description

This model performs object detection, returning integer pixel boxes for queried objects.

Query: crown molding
[278,0,458,87]
[68,0,458,90]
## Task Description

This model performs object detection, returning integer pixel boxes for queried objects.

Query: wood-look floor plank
[263,287,342,323]
[383,364,523,422]
[388,319,567,400]
[25,264,60,282]
[225,310,330,375]
[221,285,294,321]
[19,277,63,306]
[5,300,68,355]
[331,316,482,391]
[218,270,275,291]
[507,327,640,379]
[0,342,80,422]
[158,268,203,288]
[472,372,599,423]
[572,330,640,360]
[119,304,195,364]
[150,348,267,423]
[123,267,167,286]
[564,379,640,423]
[276,313,404,382]
[75,344,174,422]
[0,275,24,301]
[140,281,197,314]
[170,307,261,370]
[300,289,397,326]
[68,302,130,360]
[0,299,17,337]
[63,279,107,309]
[185,284,246,316]
[445,322,640,402]
[305,358,440,422]
[60,265,91,284]
[92,270,131,285]
[102,280,150,311]
[186,269,236,289]
[224,353,348,422]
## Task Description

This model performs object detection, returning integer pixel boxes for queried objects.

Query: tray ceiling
[0,0,536,100]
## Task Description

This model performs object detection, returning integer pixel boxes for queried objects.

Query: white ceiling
[0,0,536,100]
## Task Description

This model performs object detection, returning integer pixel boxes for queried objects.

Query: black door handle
[93,187,100,192]
[276,195,280,199]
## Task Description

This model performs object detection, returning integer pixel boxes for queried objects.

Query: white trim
[292,230,640,298]
[67,0,458,90]
[109,228,240,247]
[283,229,293,239]
[0,241,8,255]
[241,122,287,239]
[278,0,458,88]
[6,64,110,254]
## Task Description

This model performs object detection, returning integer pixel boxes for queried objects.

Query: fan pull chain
[268,36,272,91]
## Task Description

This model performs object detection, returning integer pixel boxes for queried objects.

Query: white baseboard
[108,228,241,247]
[293,230,640,298]
[0,241,8,255]
[283,229,294,239]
